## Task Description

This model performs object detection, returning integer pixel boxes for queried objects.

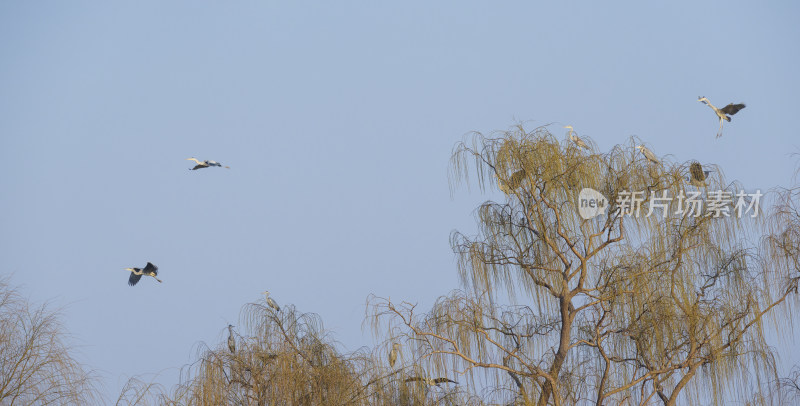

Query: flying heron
[389,343,400,368]
[227,324,236,354]
[635,145,659,164]
[496,169,526,195]
[263,291,281,312]
[564,125,589,149]
[404,377,458,386]
[187,157,230,170]
[697,96,746,138]
[687,162,712,187]
[125,262,161,286]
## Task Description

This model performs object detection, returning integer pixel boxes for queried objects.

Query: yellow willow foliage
[371,124,799,405]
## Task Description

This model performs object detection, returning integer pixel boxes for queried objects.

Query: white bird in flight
[187,157,230,170]
[697,96,746,138]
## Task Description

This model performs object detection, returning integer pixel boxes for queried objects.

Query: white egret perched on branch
[227,324,236,354]
[186,157,230,170]
[564,125,589,149]
[404,376,458,386]
[687,162,712,187]
[125,262,161,286]
[389,343,400,368]
[635,145,659,164]
[263,291,281,312]
[697,96,746,138]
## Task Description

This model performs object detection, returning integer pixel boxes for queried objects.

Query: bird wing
[690,162,706,182]
[191,164,207,170]
[433,378,458,384]
[271,299,281,312]
[128,273,142,286]
[642,148,658,163]
[720,103,745,116]
[144,262,158,276]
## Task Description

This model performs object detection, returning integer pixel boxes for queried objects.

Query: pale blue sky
[1,1,798,401]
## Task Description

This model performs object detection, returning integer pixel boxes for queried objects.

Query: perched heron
[635,145,659,164]
[404,377,458,386]
[125,262,161,286]
[698,96,746,138]
[227,324,236,354]
[263,291,281,312]
[389,343,400,368]
[186,157,230,170]
[496,169,526,195]
[564,125,589,149]
[687,162,712,187]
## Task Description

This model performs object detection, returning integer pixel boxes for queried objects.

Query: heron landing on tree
[698,96,746,138]
[186,157,230,170]
[125,262,161,286]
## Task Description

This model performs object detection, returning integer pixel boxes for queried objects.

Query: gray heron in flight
[497,169,526,195]
[227,324,236,354]
[635,145,659,164]
[187,157,230,170]
[564,125,589,149]
[125,262,161,286]
[698,96,746,138]
[389,343,400,368]
[404,376,458,386]
[687,162,712,187]
[263,291,281,312]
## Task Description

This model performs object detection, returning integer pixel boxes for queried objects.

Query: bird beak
[124,268,133,271]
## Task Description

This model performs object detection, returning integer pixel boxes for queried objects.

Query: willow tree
[0,277,98,405]
[369,125,799,405]
[116,296,475,405]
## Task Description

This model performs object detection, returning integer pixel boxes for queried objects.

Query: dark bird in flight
[187,157,230,170]
[404,376,459,386]
[125,262,161,286]
[698,96,746,138]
